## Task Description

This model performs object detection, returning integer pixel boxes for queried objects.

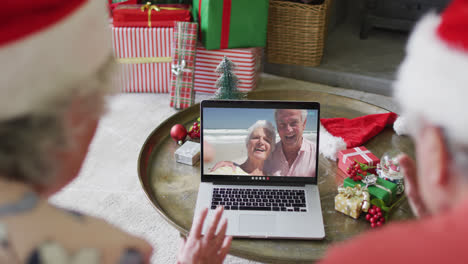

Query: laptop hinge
[212,181,306,187]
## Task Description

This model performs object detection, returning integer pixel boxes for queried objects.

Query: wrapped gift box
[192,0,269,50]
[194,45,262,94]
[338,146,380,177]
[175,141,200,165]
[109,0,138,15]
[112,27,173,93]
[113,4,191,28]
[335,185,369,219]
[170,22,198,109]
[343,177,397,205]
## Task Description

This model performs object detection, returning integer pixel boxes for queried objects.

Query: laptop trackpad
[239,214,276,234]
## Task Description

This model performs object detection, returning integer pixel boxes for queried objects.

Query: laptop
[194,100,325,239]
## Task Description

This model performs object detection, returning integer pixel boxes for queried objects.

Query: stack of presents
[108,0,267,109]
[334,146,405,227]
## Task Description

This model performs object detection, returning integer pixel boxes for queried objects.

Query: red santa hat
[0,0,112,121]
[393,0,468,145]
[319,113,398,160]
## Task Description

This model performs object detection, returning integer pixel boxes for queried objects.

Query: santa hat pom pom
[319,125,347,161]
[393,116,409,136]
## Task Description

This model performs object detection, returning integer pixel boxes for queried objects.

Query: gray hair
[0,56,116,187]
[245,120,276,152]
[274,109,307,123]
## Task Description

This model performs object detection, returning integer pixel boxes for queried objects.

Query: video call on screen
[203,107,318,178]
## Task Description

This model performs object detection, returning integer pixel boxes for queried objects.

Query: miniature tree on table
[214,56,245,100]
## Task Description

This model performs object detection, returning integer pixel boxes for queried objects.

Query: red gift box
[337,147,380,176]
[108,0,138,16]
[112,27,173,93]
[194,44,262,94]
[113,4,191,28]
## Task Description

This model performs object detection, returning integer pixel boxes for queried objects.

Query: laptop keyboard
[211,188,307,212]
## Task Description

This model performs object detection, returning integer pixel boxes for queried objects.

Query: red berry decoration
[188,121,201,139]
[365,205,386,228]
[170,124,188,145]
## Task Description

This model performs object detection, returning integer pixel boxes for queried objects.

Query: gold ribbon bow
[141,2,159,27]
[338,185,370,213]
[141,2,187,28]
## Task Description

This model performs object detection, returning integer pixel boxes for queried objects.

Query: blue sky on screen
[203,108,318,131]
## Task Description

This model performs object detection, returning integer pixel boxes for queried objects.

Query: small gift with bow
[113,2,191,28]
[338,146,380,177]
[170,22,198,109]
[335,185,371,219]
[344,174,398,206]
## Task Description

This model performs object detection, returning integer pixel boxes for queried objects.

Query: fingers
[189,208,208,240]
[177,237,186,258]
[218,236,232,260]
[399,154,418,197]
[399,154,429,217]
[210,161,235,172]
[212,218,228,247]
[399,154,416,181]
[205,206,224,240]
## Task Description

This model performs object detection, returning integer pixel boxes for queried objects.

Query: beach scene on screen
[203,107,318,175]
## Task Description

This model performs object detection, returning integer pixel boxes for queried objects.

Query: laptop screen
[201,100,320,185]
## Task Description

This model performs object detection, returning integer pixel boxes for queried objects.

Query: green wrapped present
[192,0,269,50]
[344,175,397,206]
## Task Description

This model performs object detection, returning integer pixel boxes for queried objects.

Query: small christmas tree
[214,56,245,100]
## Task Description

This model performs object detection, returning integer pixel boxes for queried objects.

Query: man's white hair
[245,120,276,152]
[274,109,307,123]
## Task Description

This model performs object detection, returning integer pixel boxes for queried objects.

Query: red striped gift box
[194,45,262,94]
[112,27,173,93]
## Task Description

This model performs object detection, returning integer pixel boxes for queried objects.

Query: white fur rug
[50,92,260,264]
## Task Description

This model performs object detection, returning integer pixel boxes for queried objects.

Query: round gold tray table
[138,90,414,263]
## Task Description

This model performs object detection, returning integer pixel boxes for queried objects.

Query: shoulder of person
[4,201,152,263]
[302,138,316,150]
[320,215,465,264]
[53,205,153,263]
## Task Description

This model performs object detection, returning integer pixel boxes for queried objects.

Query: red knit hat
[0,0,112,120]
[394,0,468,145]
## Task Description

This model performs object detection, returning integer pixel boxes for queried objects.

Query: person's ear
[421,125,451,189]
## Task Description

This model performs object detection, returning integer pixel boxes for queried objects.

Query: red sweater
[321,199,468,263]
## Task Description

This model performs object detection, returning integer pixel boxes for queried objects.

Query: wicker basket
[266,0,331,67]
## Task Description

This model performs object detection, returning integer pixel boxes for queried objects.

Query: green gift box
[192,0,269,50]
[344,177,397,205]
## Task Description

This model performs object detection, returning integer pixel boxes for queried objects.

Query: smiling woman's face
[247,127,273,162]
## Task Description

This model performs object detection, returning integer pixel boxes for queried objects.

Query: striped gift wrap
[194,45,262,94]
[111,27,173,93]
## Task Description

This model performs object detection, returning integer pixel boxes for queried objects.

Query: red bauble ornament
[170,124,187,145]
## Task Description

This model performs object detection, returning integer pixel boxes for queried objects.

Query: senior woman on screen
[211,120,276,176]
